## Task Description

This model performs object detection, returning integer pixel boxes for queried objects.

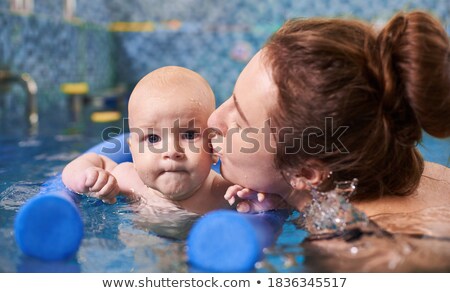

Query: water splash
[296,179,431,272]
[301,179,370,236]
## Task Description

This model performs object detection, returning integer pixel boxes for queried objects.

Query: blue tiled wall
[33,0,64,18]
[110,0,450,104]
[0,0,449,110]
[0,5,115,111]
[115,30,265,104]
[77,0,111,25]
[73,0,450,27]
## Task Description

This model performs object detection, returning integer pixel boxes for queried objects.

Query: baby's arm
[62,153,119,204]
[224,185,289,213]
[110,162,145,202]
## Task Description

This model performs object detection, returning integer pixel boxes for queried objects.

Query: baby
[62,66,231,238]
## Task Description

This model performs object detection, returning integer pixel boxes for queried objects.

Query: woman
[208,11,450,232]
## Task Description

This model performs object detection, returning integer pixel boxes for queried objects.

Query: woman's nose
[208,99,230,136]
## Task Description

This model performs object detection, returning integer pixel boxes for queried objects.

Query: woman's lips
[212,148,223,158]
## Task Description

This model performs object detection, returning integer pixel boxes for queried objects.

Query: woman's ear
[285,167,325,190]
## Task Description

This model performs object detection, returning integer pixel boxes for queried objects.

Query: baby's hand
[80,167,119,204]
[224,185,288,213]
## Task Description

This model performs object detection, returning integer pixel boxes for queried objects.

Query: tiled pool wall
[0,0,449,109]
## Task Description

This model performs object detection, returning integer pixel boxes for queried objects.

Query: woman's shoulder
[353,161,450,217]
[353,162,450,237]
[415,161,450,209]
[422,161,450,183]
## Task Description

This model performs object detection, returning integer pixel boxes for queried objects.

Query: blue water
[0,115,449,272]
[417,132,450,167]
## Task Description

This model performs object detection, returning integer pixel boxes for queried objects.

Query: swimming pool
[1,116,449,272]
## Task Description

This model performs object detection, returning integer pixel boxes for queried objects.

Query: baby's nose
[163,139,185,160]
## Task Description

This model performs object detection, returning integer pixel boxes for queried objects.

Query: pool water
[0,124,449,272]
[0,133,190,273]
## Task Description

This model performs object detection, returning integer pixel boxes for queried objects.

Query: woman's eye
[181,131,200,140]
[148,134,161,143]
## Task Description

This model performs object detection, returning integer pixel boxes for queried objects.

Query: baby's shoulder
[113,161,134,172]
[110,162,143,191]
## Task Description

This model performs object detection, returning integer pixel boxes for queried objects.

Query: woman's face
[208,50,291,196]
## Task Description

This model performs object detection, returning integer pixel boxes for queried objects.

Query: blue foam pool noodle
[187,209,288,272]
[14,187,83,261]
[14,133,131,261]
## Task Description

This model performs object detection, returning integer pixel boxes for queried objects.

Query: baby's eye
[181,130,200,140]
[147,134,161,143]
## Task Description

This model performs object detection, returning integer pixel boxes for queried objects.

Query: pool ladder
[0,70,38,134]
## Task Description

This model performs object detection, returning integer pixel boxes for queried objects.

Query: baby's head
[128,66,216,201]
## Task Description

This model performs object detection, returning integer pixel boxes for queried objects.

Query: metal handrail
[0,70,38,134]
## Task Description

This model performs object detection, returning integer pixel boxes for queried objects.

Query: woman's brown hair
[264,11,450,200]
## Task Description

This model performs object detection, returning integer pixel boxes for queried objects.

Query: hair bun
[377,11,450,141]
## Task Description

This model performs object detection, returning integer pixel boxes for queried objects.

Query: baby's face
[129,85,214,201]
